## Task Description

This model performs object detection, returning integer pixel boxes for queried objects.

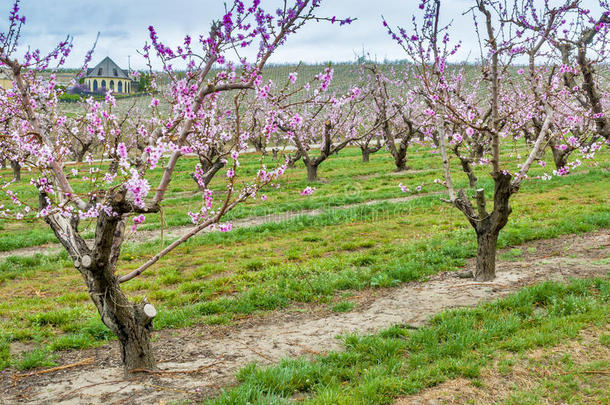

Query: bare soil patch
[0,230,608,404]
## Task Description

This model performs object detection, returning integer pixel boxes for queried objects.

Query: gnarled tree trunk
[453,172,513,281]
[392,148,408,172]
[43,190,157,375]
[550,145,570,172]
[84,262,156,374]
[250,136,265,155]
[360,142,382,163]
[474,224,500,281]
[10,160,21,182]
[72,143,91,163]
[361,147,370,163]
[191,158,226,192]
[473,172,512,280]
[286,150,302,168]
[305,161,319,182]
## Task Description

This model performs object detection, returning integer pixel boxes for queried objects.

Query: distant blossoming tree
[508,0,610,173]
[271,67,387,181]
[385,0,603,280]
[364,64,426,171]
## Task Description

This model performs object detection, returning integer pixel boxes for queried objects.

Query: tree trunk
[44,195,157,375]
[10,161,21,182]
[74,146,88,163]
[453,172,513,281]
[551,147,569,172]
[90,278,155,374]
[86,215,156,375]
[390,142,409,171]
[287,151,302,168]
[474,228,499,281]
[361,148,370,163]
[306,163,318,182]
[250,138,265,155]
[393,153,408,171]
[191,159,225,191]
[473,173,512,281]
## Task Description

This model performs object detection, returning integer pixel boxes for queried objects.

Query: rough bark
[453,172,513,281]
[191,158,226,191]
[305,161,319,182]
[10,160,21,182]
[286,150,302,168]
[73,146,88,163]
[71,141,92,163]
[359,138,382,163]
[474,228,499,281]
[250,137,265,155]
[474,172,513,280]
[361,147,370,163]
[392,147,409,172]
[42,190,157,375]
[551,147,569,171]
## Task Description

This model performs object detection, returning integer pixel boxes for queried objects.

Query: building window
[101,80,106,89]
[118,81,123,93]
[93,80,98,91]
[98,68,102,75]
[113,68,118,76]
[110,80,115,90]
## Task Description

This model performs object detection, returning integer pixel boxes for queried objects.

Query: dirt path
[0,192,438,260]
[1,230,608,404]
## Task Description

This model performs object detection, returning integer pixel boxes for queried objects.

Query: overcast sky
[8,0,602,70]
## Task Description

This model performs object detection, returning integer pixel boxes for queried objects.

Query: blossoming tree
[385,0,598,281]
[0,0,349,374]
[510,0,609,173]
[548,2,609,170]
[364,64,426,171]
[272,67,384,181]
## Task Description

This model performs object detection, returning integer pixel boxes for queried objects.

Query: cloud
[4,0,605,70]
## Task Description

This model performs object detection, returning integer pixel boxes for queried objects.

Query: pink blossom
[126,170,150,209]
[300,186,315,196]
[219,223,232,232]
[131,214,146,232]
[117,143,128,160]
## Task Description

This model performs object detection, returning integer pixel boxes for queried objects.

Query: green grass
[207,276,610,404]
[0,144,607,370]
[1,141,605,252]
[330,301,356,313]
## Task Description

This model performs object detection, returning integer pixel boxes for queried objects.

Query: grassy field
[1,143,607,252]
[0,142,608,371]
[208,277,609,404]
